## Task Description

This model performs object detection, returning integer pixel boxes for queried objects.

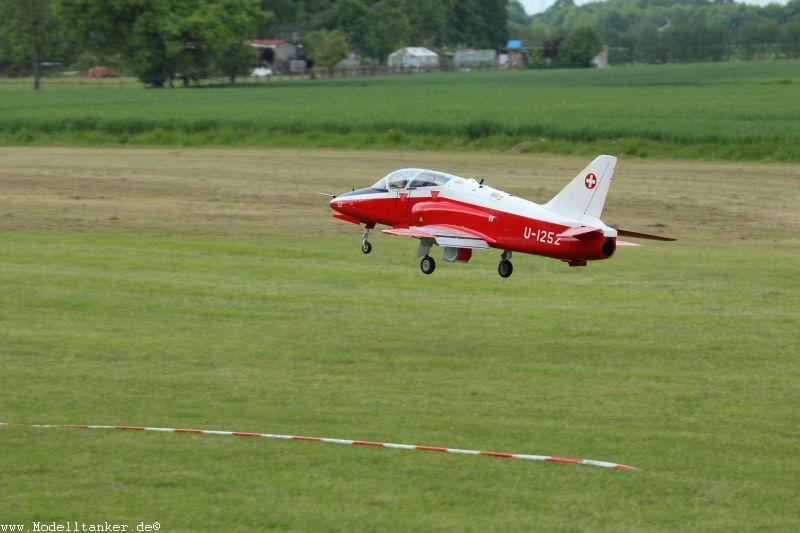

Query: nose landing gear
[361,228,372,254]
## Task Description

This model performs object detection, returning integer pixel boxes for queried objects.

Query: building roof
[388,47,438,58]
[506,40,523,49]
[245,39,289,48]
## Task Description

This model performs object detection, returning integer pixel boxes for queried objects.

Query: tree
[402,0,450,47]
[477,0,509,48]
[0,0,62,90]
[362,1,411,64]
[632,23,665,64]
[305,29,350,71]
[558,26,602,67]
[57,0,267,87]
[780,16,800,57]
[736,20,777,60]
[316,0,372,55]
[217,42,257,83]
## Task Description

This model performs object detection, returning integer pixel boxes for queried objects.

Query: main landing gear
[420,255,436,275]
[361,227,372,254]
[498,250,513,278]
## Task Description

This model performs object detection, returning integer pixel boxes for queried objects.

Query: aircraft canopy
[372,169,455,191]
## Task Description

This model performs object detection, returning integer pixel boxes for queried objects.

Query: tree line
[511,0,800,64]
[0,0,509,89]
[4,0,800,90]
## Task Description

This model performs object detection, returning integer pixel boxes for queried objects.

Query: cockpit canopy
[371,168,456,191]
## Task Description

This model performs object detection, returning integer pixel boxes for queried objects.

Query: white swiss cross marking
[584,173,597,190]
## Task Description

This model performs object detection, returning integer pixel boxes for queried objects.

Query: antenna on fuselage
[478,178,484,187]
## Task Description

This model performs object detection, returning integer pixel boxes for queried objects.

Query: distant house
[592,46,610,68]
[500,40,526,69]
[387,47,439,70]
[336,53,362,69]
[245,39,299,73]
[454,49,497,69]
[79,66,118,78]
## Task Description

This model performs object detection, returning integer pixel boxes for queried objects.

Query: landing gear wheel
[498,260,513,278]
[420,255,436,275]
[361,241,372,254]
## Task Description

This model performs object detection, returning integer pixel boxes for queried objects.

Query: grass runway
[1,148,798,530]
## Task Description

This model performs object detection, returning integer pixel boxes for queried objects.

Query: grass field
[1,147,798,530]
[2,60,800,160]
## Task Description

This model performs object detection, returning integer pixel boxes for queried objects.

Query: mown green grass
[1,148,798,531]
[2,60,800,160]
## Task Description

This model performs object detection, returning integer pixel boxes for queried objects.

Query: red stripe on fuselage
[332,193,611,261]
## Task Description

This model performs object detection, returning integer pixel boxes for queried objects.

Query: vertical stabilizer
[543,155,617,220]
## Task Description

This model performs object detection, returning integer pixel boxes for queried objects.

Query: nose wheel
[361,228,372,254]
[420,255,436,275]
[498,250,513,278]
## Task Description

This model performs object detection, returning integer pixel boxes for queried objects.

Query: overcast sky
[520,0,789,15]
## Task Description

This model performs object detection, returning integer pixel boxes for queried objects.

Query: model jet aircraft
[323,155,675,277]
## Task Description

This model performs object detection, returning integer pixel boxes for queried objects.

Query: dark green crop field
[2,59,800,160]
[1,148,798,531]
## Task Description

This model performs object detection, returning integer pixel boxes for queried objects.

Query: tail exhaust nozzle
[602,238,616,258]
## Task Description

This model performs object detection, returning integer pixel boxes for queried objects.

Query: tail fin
[544,155,617,220]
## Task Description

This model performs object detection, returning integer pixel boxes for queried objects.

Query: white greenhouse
[387,47,439,70]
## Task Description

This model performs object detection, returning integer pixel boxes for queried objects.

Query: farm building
[387,47,439,70]
[79,66,118,78]
[454,49,497,68]
[500,39,526,69]
[245,39,298,73]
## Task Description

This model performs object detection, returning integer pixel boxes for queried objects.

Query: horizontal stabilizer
[616,229,677,241]
[558,226,602,238]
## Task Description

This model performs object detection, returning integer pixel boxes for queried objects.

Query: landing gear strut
[420,255,436,275]
[417,238,435,274]
[498,250,513,278]
[361,228,372,254]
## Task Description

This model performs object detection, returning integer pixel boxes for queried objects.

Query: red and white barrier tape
[0,422,641,471]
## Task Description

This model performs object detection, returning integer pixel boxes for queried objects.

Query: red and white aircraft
[324,155,674,277]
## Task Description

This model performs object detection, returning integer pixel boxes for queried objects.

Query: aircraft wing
[383,225,492,249]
